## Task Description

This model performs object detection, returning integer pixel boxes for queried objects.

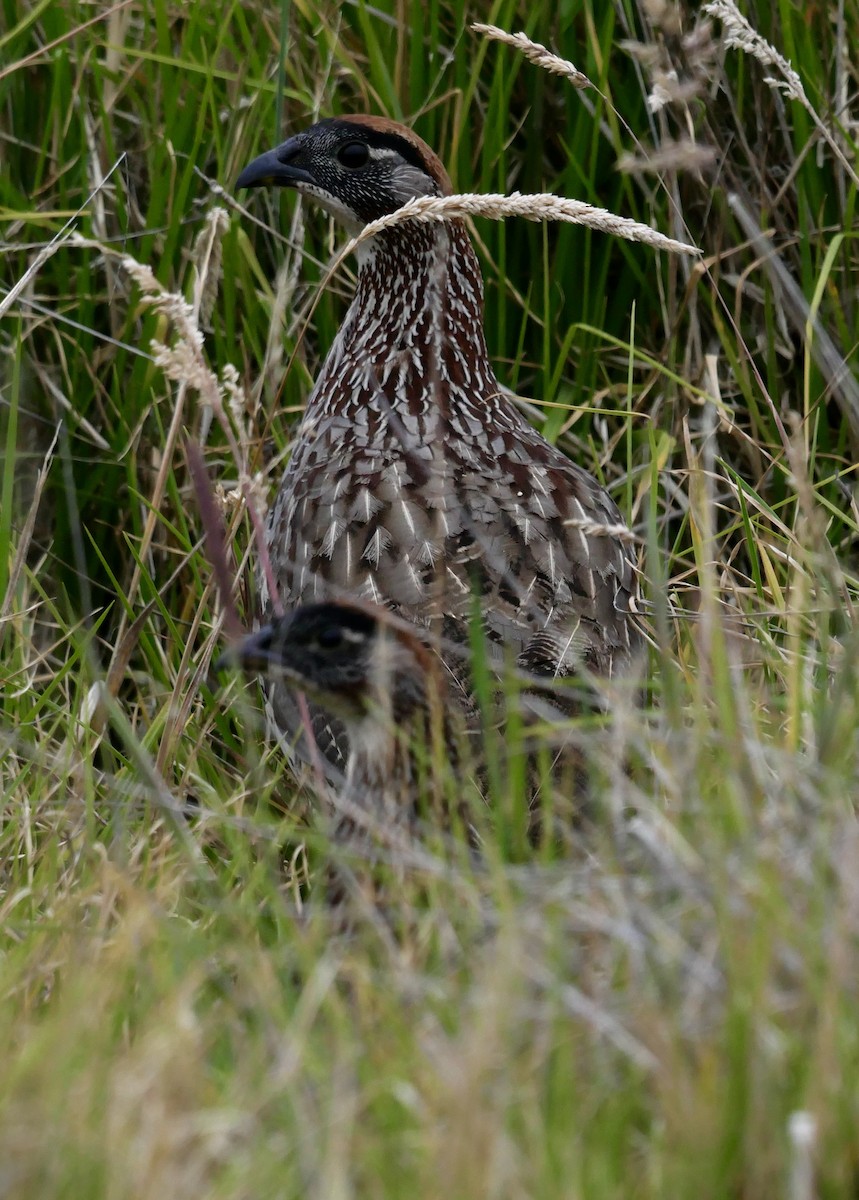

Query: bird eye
[316,626,345,650]
[336,141,370,169]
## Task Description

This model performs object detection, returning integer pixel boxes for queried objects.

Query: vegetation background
[2,0,859,1195]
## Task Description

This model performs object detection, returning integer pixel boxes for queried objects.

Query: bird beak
[236,136,314,190]
[214,628,277,675]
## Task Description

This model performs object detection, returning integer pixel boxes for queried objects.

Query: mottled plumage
[237,115,641,773]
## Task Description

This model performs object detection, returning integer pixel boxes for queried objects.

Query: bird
[236,114,642,778]
[219,601,477,838]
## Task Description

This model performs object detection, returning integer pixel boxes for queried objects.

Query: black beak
[236,135,314,190]
[215,627,278,675]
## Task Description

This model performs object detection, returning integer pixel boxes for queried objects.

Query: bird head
[218,601,432,722]
[236,115,452,230]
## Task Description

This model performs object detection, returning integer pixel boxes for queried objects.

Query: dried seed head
[472,24,591,89]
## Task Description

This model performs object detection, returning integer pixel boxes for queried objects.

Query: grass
[2,0,859,1195]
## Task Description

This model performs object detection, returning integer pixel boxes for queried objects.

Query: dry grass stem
[563,518,639,544]
[646,71,705,112]
[193,206,230,330]
[117,250,281,618]
[618,140,716,175]
[119,254,244,463]
[705,0,859,188]
[345,192,700,257]
[0,425,59,626]
[0,155,127,320]
[472,23,591,89]
[703,0,806,100]
[0,241,67,321]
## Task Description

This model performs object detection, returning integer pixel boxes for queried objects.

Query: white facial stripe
[337,626,369,646]
[367,146,400,162]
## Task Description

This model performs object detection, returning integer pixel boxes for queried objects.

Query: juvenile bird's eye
[336,141,370,169]
[316,626,345,650]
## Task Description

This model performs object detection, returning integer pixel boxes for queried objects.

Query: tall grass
[2,1,859,1195]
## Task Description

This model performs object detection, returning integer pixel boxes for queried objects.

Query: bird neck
[342,666,453,817]
[313,219,500,415]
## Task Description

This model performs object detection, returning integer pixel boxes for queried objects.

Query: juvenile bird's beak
[236,136,313,190]
[214,628,277,675]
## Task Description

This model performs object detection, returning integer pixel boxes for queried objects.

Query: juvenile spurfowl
[237,115,641,774]
[223,602,472,832]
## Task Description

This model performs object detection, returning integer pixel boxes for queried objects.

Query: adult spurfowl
[237,115,642,775]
